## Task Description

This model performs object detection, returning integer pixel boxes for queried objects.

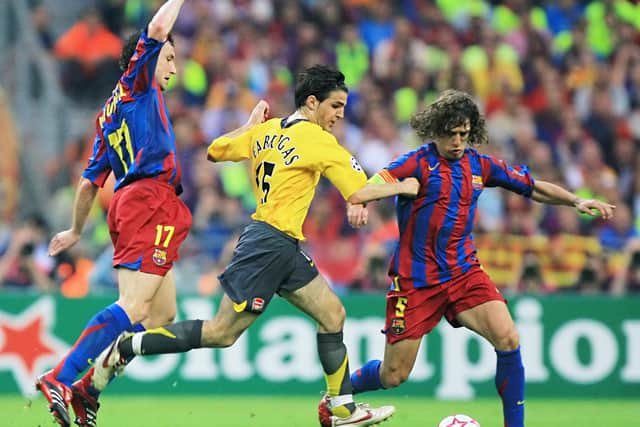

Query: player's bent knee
[162,310,176,324]
[380,367,410,389]
[380,362,411,389]
[146,312,176,329]
[119,303,152,325]
[495,329,520,351]
[319,303,346,333]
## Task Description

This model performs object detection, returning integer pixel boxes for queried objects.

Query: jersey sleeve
[479,154,535,196]
[207,131,252,162]
[81,131,112,187]
[120,29,164,95]
[382,149,422,182]
[319,137,367,200]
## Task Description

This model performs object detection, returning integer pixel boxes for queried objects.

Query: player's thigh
[202,293,259,347]
[144,269,177,328]
[281,274,345,333]
[380,337,422,382]
[455,300,517,349]
[116,268,165,322]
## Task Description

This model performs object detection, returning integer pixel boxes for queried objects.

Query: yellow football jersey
[207,118,367,240]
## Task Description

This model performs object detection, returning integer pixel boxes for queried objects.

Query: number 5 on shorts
[154,224,175,247]
[395,297,408,317]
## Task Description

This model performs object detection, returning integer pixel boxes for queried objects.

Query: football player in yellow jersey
[93,65,399,427]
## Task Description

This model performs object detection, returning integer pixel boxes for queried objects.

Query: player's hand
[574,198,616,219]
[347,203,368,228]
[248,100,270,125]
[48,229,81,256]
[401,177,420,197]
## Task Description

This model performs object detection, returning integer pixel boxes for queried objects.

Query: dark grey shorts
[218,220,319,314]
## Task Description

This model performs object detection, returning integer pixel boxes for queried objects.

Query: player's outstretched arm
[531,179,616,219]
[148,0,185,41]
[346,174,419,228]
[48,177,99,256]
[348,175,419,205]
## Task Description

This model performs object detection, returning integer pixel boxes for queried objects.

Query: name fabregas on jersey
[252,134,300,166]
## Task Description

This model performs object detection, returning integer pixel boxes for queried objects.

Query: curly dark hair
[119,30,174,71]
[409,89,488,146]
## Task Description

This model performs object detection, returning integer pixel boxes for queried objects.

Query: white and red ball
[437,414,481,427]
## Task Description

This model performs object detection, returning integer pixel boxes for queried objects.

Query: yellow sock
[325,355,349,397]
[330,405,352,418]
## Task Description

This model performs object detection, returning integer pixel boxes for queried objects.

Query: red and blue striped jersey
[381,143,535,288]
[82,30,182,194]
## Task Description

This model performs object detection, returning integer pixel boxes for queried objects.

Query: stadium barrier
[1,294,638,398]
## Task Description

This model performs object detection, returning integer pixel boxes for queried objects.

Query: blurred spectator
[30,1,54,50]
[0,87,20,226]
[598,204,638,251]
[568,251,610,294]
[0,215,57,292]
[517,251,551,294]
[336,24,369,88]
[358,2,395,54]
[372,16,427,88]
[54,7,122,102]
[611,239,640,294]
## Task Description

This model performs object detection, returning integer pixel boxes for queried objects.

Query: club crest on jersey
[152,248,167,266]
[390,318,405,335]
[472,175,483,190]
[251,297,265,313]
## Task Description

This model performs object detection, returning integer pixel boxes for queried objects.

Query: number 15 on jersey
[255,161,275,204]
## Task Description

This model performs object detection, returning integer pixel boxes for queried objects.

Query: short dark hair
[409,89,488,146]
[119,30,174,71]
[294,65,348,108]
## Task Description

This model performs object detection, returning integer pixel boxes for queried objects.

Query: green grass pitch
[3,394,637,426]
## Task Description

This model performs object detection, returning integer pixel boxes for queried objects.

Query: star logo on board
[0,297,69,395]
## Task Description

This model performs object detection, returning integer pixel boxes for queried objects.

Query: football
[437,414,481,427]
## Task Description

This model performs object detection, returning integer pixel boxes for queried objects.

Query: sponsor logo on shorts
[251,297,265,313]
[232,300,248,313]
[152,248,167,266]
[390,318,405,335]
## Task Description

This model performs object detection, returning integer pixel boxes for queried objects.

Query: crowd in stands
[2,0,640,296]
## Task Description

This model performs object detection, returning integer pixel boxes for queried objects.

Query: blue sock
[55,303,133,386]
[495,347,525,427]
[131,323,146,333]
[350,360,383,394]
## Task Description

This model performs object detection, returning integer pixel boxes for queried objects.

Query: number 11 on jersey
[255,161,275,204]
